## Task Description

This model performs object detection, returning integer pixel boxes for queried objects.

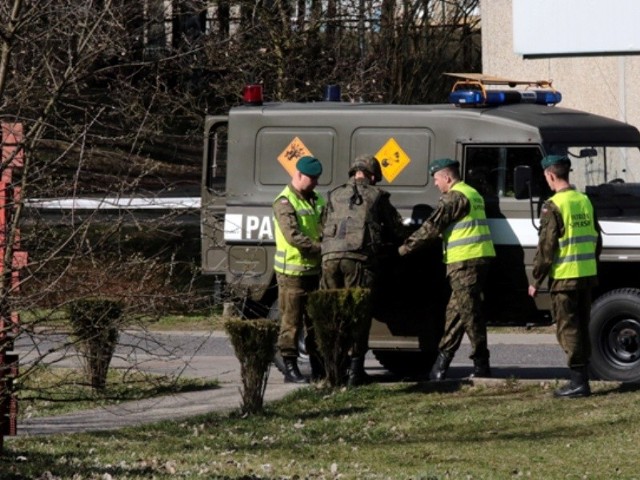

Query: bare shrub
[68,298,123,391]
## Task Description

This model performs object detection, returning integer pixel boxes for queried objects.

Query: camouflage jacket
[532,188,602,292]
[399,187,490,274]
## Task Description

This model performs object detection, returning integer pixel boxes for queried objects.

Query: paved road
[13,331,568,436]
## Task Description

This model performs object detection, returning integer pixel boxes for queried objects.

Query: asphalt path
[11,330,569,437]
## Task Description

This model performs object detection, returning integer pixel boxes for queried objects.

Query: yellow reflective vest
[273,185,325,276]
[549,189,598,280]
[442,182,496,264]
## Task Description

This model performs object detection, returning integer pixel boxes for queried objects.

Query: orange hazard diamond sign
[375,138,410,183]
[278,137,313,177]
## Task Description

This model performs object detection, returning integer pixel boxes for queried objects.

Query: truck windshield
[566,146,640,190]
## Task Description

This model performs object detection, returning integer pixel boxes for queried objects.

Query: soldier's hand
[398,245,409,256]
[528,285,537,298]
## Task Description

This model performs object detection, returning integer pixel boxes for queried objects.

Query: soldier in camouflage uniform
[273,156,325,383]
[398,158,495,381]
[321,155,407,386]
[528,154,602,398]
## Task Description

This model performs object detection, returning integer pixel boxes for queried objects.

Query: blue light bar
[449,89,562,107]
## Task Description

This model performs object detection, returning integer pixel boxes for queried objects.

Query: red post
[0,122,26,452]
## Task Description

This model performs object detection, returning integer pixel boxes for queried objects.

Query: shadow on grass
[400,379,472,394]
[592,381,640,396]
[0,449,159,480]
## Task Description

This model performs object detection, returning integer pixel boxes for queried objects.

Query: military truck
[201,77,640,382]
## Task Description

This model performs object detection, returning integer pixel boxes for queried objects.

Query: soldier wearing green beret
[398,158,496,381]
[320,154,408,386]
[528,154,602,398]
[273,156,326,383]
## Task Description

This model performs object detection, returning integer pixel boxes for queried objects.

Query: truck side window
[464,146,544,198]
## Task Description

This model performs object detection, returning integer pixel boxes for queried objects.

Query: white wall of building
[481,0,640,130]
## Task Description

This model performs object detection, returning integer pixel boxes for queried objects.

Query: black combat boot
[309,354,326,382]
[347,356,371,387]
[554,367,591,398]
[429,351,453,381]
[470,358,491,378]
[283,357,309,384]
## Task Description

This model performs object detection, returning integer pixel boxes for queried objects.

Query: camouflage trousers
[551,288,592,368]
[276,272,319,358]
[320,258,375,357]
[439,262,490,361]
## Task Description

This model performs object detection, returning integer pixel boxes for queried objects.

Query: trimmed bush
[224,318,279,414]
[307,288,372,387]
[68,299,123,391]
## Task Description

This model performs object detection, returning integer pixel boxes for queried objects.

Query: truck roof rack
[444,73,561,107]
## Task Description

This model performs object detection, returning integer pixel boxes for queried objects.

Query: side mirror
[514,165,532,200]
[579,148,598,158]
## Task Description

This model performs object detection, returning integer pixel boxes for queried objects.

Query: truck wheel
[268,301,310,377]
[372,350,433,378]
[589,288,640,382]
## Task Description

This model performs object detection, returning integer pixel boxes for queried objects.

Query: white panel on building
[513,0,640,57]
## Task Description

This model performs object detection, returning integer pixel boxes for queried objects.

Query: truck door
[462,144,549,325]
[201,116,229,282]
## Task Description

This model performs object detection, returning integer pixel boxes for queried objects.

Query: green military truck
[201,78,640,382]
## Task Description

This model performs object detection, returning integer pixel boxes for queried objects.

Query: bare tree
[0,1,215,428]
[0,0,480,432]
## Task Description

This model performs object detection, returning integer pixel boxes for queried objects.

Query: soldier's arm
[273,197,321,255]
[399,191,469,255]
[379,193,409,244]
[531,202,562,290]
[593,208,603,261]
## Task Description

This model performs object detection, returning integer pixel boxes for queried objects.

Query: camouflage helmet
[349,154,383,183]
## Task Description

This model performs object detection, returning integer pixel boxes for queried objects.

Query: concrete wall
[481,0,640,130]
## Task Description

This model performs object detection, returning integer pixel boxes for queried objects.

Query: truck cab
[201,80,640,381]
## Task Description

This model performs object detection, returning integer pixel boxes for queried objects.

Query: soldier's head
[293,156,322,193]
[349,155,383,185]
[541,154,571,190]
[429,158,460,193]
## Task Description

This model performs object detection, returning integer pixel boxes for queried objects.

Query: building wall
[481,0,640,130]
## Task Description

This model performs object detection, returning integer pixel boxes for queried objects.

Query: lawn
[3,379,640,479]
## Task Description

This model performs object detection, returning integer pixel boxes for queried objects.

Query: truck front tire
[589,288,640,382]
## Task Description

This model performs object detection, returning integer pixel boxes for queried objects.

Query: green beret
[296,156,323,177]
[429,158,459,176]
[541,154,571,170]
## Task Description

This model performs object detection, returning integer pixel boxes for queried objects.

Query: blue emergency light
[323,84,341,101]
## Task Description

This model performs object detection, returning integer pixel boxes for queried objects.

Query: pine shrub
[224,318,279,414]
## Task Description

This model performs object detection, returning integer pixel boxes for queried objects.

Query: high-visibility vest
[273,185,325,276]
[442,181,496,264]
[549,189,598,279]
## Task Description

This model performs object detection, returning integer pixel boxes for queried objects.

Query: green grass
[21,309,226,332]
[16,366,218,418]
[4,380,640,479]
[143,313,226,331]
[22,307,554,335]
